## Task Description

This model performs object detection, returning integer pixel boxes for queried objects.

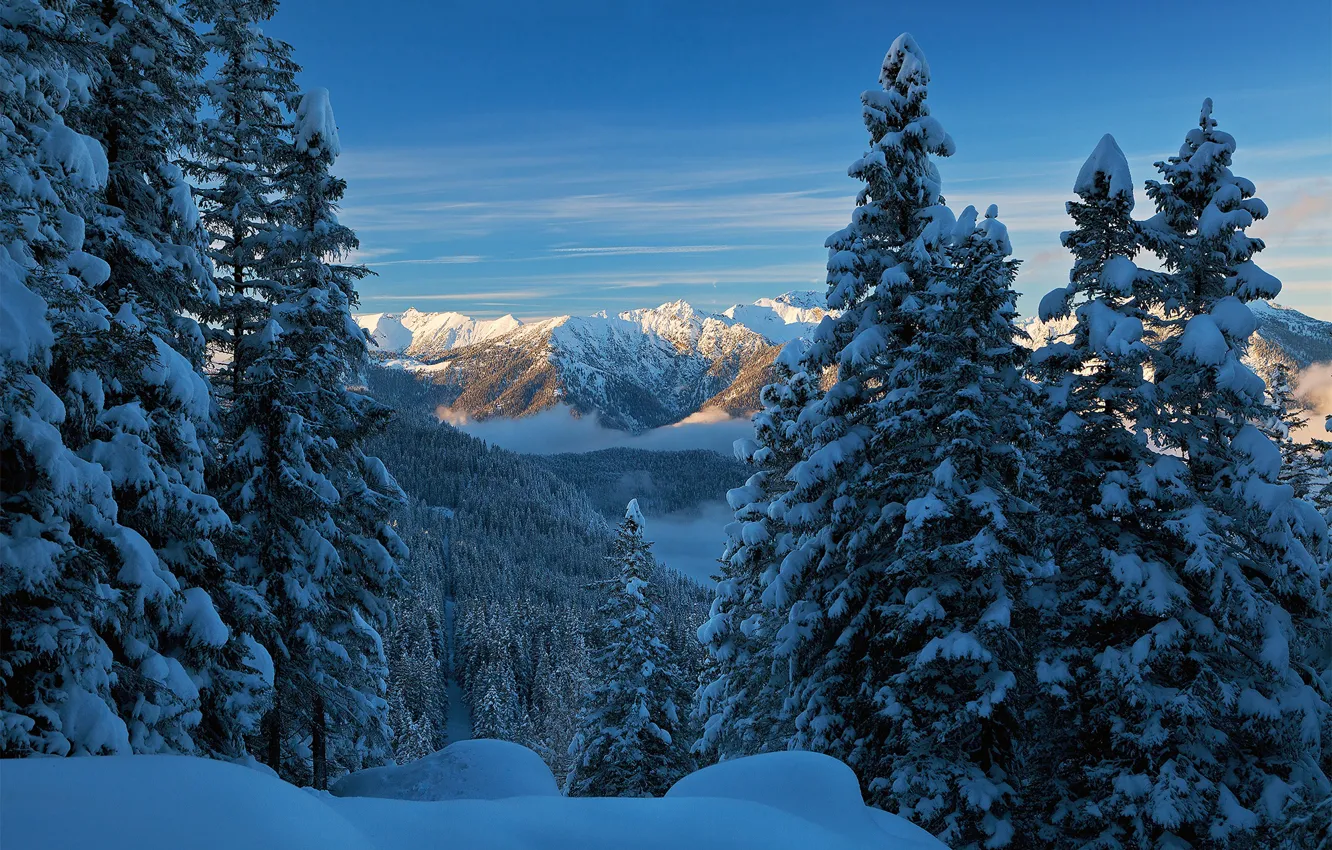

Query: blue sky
[268,0,1331,321]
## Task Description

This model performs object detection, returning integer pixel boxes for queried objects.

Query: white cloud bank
[439,405,755,457]
[643,501,733,586]
[1294,361,1332,444]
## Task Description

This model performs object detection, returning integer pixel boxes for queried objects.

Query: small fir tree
[567,501,688,797]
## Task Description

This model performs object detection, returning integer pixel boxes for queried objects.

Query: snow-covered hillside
[722,292,830,344]
[356,292,830,431]
[356,293,828,356]
[1022,299,1331,380]
[356,308,523,355]
[0,747,948,850]
[368,294,1327,432]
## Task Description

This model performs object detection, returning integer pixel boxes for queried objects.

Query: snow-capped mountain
[722,292,830,344]
[1022,299,1331,380]
[367,294,1327,433]
[355,293,829,431]
[1248,300,1332,371]
[357,308,523,356]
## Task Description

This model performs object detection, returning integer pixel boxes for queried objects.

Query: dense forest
[365,368,714,781]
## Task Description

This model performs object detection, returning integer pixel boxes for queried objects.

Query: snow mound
[330,739,560,802]
[2,751,943,850]
[667,751,948,850]
[0,755,369,850]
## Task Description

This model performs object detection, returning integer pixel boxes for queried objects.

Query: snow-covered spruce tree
[567,501,689,797]
[180,0,297,769]
[387,596,445,754]
[225,87,406,787]
[1139,101,1330,845]
[1035,101,1330,848]
[750,31,962,792]
[840,205,1042,849]
[0,0,139,757]
[184,0,296,405]
[1025,135,1179,845]
[471,659,519,741]
[528,608,590,776]
[695,340,822,760]
[62,0,278,758]
[1262,363,1331,512]
[387,691,434,764]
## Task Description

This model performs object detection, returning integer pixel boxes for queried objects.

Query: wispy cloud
[343,246,403,263]
[369,255,486,266]
[550,245,746,257]
[338,121,1330,321]
[369,289,560,301]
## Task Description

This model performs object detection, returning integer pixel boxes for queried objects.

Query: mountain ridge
[355,292,830,431]
[361,294,1328,433]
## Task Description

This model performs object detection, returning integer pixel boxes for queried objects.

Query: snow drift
[330,738,560,801]
[1,747,950,850]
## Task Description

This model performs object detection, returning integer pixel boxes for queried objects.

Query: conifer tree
[185,0,296,405]
[695,341,821,758]
[847,205,1041,849]
[183,0,296,770]
[742,32,961,792]
[1036,102,1330,848]
[567,501,687,797]
[68,0,274,758]
[1263,363,1331,511]
[218,86,405,786]
[1027,135,1174,845]
[471,661,519,741]
[0,0,132,757]
[1138,102,1329,845]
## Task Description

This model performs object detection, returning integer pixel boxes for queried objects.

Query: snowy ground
[1,744,949,850]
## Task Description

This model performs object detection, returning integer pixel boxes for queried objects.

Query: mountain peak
[766,290,826,310]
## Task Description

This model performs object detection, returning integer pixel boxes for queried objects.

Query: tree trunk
[265,663,281,774]
[312,694,328,790]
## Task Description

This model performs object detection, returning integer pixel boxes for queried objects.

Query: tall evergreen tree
[1134,101,1329,846]
[1036,102,1329,848]
[567,501,688,797]
[221,86,405,786]
[0,0,133,757]
[1262,363,1331,512]
[184,0,296,406]
[1027,135,1176,846]
[733,32,963,795]
[846,205,1042,849]
[695,341,821,759]
[67,0,273,758]
[780,33,958,770]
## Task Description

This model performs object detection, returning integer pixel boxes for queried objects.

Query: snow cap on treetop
[295,87,340,158]
[625,498,645,527]
[977,205,1013,254]
[1074,134,1133,203]
[881,32,930,89]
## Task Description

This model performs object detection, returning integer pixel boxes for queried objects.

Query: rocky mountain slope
[361,294,1327,432]
[1021,299,1331,381]
[356,293,829,431]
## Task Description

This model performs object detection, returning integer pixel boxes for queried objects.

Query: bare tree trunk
[312,694,328,790]
[265,662,281,775]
